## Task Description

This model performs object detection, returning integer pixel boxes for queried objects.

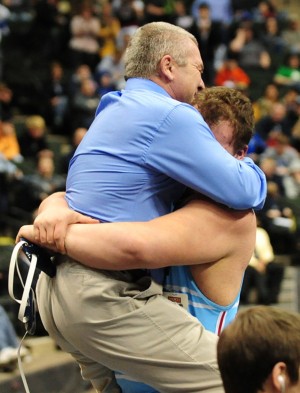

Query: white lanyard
[8,240,39,393]
[8,240,38,325]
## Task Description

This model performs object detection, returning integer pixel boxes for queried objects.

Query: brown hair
[217,306,300,393]
[194,87,254,153]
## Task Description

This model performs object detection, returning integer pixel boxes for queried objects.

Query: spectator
[273,52,300,91]
[241,219,284,305]
[45,61,71,135]
[292,112,300,153]
[259,156,285,195]
[258,180,297,254]
[281,89,300,143]
[282,87,300,119]
[282,13,300,55]
[69,63,94,96]
[18,115,51,163]
[255,102,292,142]
[0,153,23,228]
[1,0,33,22]
[259,133,299,176]
[191,0,233,25]
[247,132,267,162]
[68,3,101,71]
[0,120,22,162]
[217,306,300,393]
[252,82,280,121]
[95,70,116,97]
[0,122,21,232]
[19,155,65,214]
[112,0,143,30]
[71,77,99,130]
[96,27,133,90]
[0,3,10,80]
[171,0,194,31]
[30,0,68,61]
[228,17,273,99]
[214,52,250,91]
[189,2,223,85]
[60,127,87,175]
[283,159,300,199]
[261,16,287,70]
[230,0,260,18]
[252,0,278,23]
[98,1,121,61]
[0,83,14,121]
[0,305,21,370]
[229,20,271,72]
[143,0,172,24]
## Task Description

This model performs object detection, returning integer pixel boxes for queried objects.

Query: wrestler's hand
[33,206,99,254]
[16,225,56,253]
[16,224,64,254]
[16,225,35,244]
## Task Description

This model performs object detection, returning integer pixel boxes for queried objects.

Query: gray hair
[124,22,198,79]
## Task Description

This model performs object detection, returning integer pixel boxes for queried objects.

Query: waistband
[54,254,149,282]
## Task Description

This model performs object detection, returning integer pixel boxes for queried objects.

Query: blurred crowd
[0,0,300,296]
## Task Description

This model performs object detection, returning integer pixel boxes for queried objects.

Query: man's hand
[33,206,99,254]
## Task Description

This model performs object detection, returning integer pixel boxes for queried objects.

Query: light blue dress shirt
[66,78,266,224]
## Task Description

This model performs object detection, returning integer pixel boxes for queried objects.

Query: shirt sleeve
[145,104,267,210]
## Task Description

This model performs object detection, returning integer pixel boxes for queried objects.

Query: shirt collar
[124,78,171,98]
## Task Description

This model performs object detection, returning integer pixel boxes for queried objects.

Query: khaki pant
[36,260,224,393]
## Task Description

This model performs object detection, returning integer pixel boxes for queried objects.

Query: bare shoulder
[183,193,255,219]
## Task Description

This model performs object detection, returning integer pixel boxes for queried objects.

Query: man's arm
[18,198,255,270]
[147,106,267,210]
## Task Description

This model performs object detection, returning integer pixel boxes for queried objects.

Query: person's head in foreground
[217,306,300,393]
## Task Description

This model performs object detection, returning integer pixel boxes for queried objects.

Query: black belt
[98,268,150,282]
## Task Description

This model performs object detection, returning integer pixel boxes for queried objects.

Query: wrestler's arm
[18,198,252,270]
[33,191,98,250]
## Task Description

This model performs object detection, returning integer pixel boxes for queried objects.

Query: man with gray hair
[27,22,265,393]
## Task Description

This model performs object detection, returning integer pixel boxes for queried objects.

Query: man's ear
[271,362,287,393]
[159,55,175,82]
[235,145,248,160]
